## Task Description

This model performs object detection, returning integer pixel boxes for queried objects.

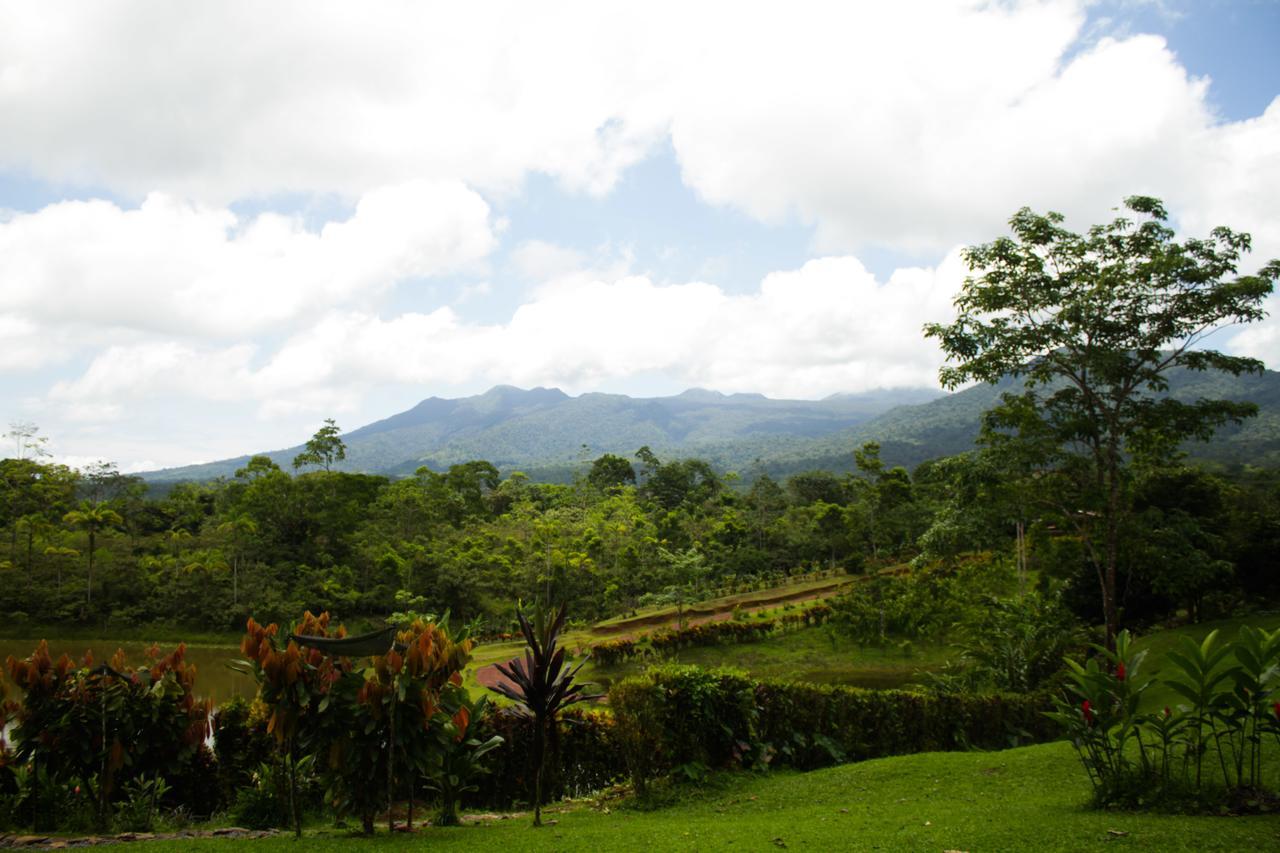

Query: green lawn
[139,741,1280,852]
[1130,612,1280,713]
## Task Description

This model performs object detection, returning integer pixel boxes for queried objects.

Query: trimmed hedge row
[589,603,834,666]
[610,665,1057,791]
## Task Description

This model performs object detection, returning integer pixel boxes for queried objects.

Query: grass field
[136,741,1280,852]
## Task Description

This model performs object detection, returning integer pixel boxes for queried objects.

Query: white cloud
[1,2,1274,257]
[45,252,967,419]
[0,180,496,367]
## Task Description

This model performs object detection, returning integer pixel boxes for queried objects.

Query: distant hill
[764,365,1280,475]
[140,385,947,482]
[141,367,1280,483]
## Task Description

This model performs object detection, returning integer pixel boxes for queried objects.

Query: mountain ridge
[140,368,1280,483]
[140,385,946,482]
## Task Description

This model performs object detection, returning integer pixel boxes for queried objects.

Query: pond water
[1,639,253,705]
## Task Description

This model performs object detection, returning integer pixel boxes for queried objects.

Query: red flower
[1273,701,1280,721]
[1115,662,1126,681]
[1163,706,1171,718]
[1082,700,1094,725]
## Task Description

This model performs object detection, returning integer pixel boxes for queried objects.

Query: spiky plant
[489,603,594,826]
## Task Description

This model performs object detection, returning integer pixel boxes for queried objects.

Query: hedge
[610,665,1058,791]
[464,707,624,809]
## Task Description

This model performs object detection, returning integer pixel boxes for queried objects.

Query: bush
[212,696,275,812]
[5,641,212,832]
[610,664,1057,791]
[468,706,623,809]
[1048,626,1280,812]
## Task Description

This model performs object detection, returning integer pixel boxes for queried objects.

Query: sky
[1,0,1278,472]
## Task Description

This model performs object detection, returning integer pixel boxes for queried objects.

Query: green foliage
[292,419,347,472]
[926,196,1278,647]
[611,664,1057,793]
[425,694,503,826]
[1049,626,1280,811]
[489,602,595,825]
[4,641,212,831]
[829,556,1015,645]
[935,592,1086,695]
[469,707,621,810]
[588,603,833,665]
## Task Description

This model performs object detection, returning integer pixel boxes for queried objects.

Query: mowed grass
[141,741,1280,852]
[1130,612,1280,713]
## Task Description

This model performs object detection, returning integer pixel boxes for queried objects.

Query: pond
[0,638,253,705]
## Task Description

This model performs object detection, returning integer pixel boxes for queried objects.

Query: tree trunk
[532,717,545,827]
[288,738,301,839]
[387,700,396,833]
[1103,458,1122,653]
[87,529,96,606]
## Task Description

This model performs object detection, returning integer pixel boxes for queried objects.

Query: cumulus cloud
[2,2,1274,257]
[45,252,967,418]
[0,180,496,367]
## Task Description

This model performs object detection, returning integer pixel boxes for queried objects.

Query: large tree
[924,196,1277,648]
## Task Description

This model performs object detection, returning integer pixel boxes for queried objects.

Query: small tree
[489,603,594,826]
[924,196,1277,649]
[235,612,348,837]
[642,547,710,630]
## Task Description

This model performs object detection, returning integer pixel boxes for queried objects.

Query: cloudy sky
[2,0,1278,472]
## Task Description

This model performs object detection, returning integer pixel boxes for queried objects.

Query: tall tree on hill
[293,418,346,472]
[925,196,1278,649]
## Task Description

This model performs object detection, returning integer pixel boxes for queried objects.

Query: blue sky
[1,1,1278,470]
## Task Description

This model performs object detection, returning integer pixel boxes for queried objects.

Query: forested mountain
[141,385,946,482]
[772,364,1280,474]
[142,366,1280,484]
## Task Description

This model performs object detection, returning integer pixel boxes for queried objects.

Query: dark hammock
[288,625,404,657]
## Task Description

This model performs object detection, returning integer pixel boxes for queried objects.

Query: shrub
[5,641,212,832]
[212,696,274,811]
[1048,626,1280,811]
[611,665,1056,791]
[468,706,622,808]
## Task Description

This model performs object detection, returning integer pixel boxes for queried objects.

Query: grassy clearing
[139,741,1280,852]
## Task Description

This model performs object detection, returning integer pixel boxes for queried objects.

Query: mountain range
[142,367,1280,483]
